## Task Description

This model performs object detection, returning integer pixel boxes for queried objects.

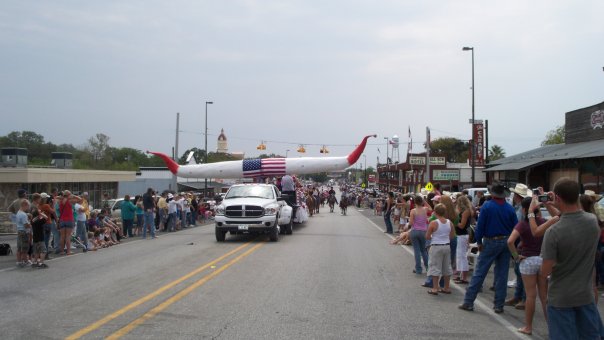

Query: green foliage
[429,137,469,163]
[489,145,506,161]
[0,130,166,170]
[178,148,240,164]
[541,125,565,146]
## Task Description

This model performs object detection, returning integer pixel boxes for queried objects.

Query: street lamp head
[462,47,473,51]
[206,101,213,104]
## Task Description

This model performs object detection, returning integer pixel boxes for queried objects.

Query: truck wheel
[284,219,293,235]
[269,226,279,242]
[215,229,226,242]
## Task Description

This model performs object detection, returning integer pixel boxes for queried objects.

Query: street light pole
[463,46,475,188]
[285,149,290,158]
[363,154,367,186]
[204,101,213,197]
[383,137,389,164]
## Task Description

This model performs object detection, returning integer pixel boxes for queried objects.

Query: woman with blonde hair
[454,195,474,284]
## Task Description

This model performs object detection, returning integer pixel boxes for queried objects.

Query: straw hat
[584,190,603,201]
[510,183,531,198]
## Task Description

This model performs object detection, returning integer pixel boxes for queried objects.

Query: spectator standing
[454,195,473,284]
[459,183,517,313]
[426,203,455,295]
[383,192,394,234]
[15,200,31,267]
[74,198,89,252]
[409,195,430,275]
[142,188,157,239]
[157,192,168,230]
[39,194,56,259]
[507,197,549,335]
[506,183,532,310]
[167,194,178,232]
[30,199,48,268]
[121,195,136,238]
[134,195,144,236]
[58,191,81,255]
[540,178,603,339]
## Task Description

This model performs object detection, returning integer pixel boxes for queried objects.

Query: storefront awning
[483,159,544,172]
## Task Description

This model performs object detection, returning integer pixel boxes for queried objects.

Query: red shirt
[59,199,74,222]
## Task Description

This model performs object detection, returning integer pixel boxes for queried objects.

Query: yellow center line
[65,241,253,340]
[106,242,266,340]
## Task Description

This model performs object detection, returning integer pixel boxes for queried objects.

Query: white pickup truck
[214,184,294,242]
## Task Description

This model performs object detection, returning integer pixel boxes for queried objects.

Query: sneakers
[493,306,504,314]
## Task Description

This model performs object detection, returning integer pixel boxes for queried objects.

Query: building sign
[592,110,604,129]
[471,122,485,167]
[368,174,376,183]
[409,156,446,166]
[433,169,460,181]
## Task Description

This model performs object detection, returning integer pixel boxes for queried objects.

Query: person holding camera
[537,178,603,339]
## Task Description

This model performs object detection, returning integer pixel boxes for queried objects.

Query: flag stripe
[242,158,286,177]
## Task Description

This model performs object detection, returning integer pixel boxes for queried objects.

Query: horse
[306,193,316,217]
[340,195,349,216]
[327,194,337,213]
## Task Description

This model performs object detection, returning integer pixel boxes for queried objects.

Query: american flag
[242,158,286,178]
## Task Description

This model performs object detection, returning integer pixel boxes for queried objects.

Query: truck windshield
[225,186,274,200]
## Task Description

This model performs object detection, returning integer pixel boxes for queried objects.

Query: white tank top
[431,219,451,245]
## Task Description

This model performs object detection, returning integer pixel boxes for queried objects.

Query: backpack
[0,243,13,256]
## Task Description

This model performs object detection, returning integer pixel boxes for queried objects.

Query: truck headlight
[215,205,225,216]
[264,205,278,216]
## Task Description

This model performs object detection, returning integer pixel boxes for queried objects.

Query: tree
[489,145,506,161]
[429,137,469,163]
[541,125,565,146]
[86,133,111,165]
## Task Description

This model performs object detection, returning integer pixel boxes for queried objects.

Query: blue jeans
[463,238,511,309]
[191,211,197,226]
[410,229,429,274]
[76,220,88,250]
[136,214,144,228]
[513,261,526,301]
[384,211,393,233]
[51,222,60,251]
[142,210,155,238]
[168,212,176,232]
[450,236,457,270]
[547,303,603,340]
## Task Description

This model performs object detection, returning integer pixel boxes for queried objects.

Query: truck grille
[225,205,264,218]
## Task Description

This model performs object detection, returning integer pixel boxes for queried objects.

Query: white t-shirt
[168,200,178,214]
[75,203,87,222]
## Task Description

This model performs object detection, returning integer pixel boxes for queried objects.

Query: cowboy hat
[584,190,603,201]
[510,183,531,198]
[489,183,510,199]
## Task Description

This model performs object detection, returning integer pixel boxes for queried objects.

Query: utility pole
[204,101,213,197]
[425,127,431,183]
[174,112,180,192]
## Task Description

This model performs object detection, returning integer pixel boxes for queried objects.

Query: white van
[466,188,488,205]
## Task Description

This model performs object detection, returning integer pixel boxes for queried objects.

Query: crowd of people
[375,179,604,338]
[6,187,220,269]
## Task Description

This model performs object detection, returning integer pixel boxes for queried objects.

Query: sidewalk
[0,220,213,271]
[358,205,604,340]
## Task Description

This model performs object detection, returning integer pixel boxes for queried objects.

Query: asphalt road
[1,204,558,339]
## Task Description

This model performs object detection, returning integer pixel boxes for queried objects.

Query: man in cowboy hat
[459,183,518,313]
[507,183,532,310]
[584,190,604,224]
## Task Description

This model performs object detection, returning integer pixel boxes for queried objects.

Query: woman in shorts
[507,196,548,336]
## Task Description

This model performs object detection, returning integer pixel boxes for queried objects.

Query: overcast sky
[2,1,603,169]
